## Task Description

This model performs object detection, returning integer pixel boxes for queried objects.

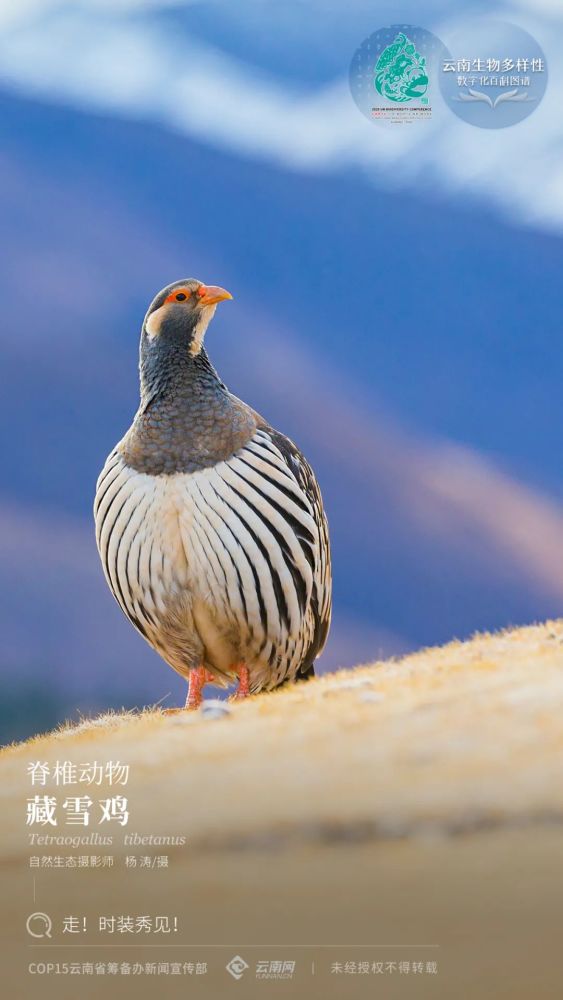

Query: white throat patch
[189,304,216,356]
[145,302,216,351]
[145,304,166,340]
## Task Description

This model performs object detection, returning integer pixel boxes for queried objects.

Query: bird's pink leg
[231,663,251,701]
[185,666,214,710]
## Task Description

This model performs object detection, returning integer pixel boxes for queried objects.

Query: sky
[0,0,562,230]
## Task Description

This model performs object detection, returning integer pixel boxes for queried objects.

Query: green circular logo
[374,31,429,104]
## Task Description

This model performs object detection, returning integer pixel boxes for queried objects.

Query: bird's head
[141,278,233,360]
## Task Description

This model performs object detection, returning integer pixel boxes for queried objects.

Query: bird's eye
[175,292,188,302]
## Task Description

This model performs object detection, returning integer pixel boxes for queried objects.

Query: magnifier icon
[26,912,53,939]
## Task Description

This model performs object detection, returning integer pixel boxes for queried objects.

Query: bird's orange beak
[197,284,233,306]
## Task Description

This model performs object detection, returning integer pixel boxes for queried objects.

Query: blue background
[1,0,562,741]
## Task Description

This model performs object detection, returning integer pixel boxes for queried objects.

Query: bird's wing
[252,424,332,677]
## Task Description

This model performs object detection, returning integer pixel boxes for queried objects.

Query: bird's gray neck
[119,345,257,476]
[140,339,224,406]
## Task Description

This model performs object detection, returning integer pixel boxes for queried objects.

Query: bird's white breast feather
[95,428,329,685]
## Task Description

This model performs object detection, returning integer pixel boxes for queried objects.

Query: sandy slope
[2,621,563,998]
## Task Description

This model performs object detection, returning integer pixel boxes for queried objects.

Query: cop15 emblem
[374,32,429,104]
[350,24,445,125]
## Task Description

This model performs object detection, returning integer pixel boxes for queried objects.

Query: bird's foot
[162,667,214,714]
[185,666,215,710]
[230,663,251,701]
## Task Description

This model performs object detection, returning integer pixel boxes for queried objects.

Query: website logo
[225,955,249,980]
[256,959,296,980]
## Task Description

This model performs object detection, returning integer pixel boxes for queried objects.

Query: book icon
[456,88,534,109]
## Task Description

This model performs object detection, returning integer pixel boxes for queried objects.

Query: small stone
[322,676,378,696]
[340,677,376,690]
[359,691,385,704]
[167,712,197,725]
[201,699,231,720]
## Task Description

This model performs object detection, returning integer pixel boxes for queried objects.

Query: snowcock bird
[94,279,332,709]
